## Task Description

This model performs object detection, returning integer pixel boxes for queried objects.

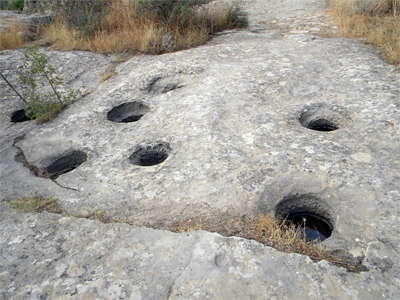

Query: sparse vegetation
[4,194,366,272]
[43,0,247,53]
[329,0,400,64]
[0,48,79,123]
[8,0,24,11]
[167,213,366,272]
[0,0,24,11]
[8,197,62,213]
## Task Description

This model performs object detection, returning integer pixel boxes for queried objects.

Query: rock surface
[1,0,400,299]
[0,204,399,299]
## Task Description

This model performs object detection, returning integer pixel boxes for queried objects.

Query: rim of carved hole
[275,194,334,242]
[11,109,32,123]
[44,150,87,179]
[107,101,150,123]
[299,103,350,132]
[129,142,171,166]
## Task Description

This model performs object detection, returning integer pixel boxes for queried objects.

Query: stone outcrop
[1,0,400,299]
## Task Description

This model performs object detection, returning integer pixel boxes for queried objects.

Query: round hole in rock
[298,103,350,132]
[45,150,87,179]
[275,194,334,242]
[307,119,338,132]
[11,109,32,123]
[107,101,150,123]
[129,142,171,166]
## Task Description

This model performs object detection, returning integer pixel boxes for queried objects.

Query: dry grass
[0,23,26,51]
[329,0,400,64]
[99,70,117,83]
[4,195,366,271]
[42,0,245,54]
[168,213,366,272]
[8,197,62,213]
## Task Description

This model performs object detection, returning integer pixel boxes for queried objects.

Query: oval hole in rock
[298,103,349,133]
[307,119,338,132]
[11,109,32,123]
[129,143,171,166]
[45,150,87,179]
[275,194,334,242]
[107,102,150,123]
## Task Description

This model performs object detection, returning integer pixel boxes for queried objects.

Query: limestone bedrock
[1,0,400,299]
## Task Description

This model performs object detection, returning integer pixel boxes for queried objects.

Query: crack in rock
[13,135,80,192]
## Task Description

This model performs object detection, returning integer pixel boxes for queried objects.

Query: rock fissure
[13,135,80,192]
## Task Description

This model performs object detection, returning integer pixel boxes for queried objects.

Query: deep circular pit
[107,101,150,123]
[298,103,350,133]
[129,143,171,167]
[285,212,333,242]
[306,119,338,132]
[45,150,87,179]
[275,194,334,242]
[11,109,32,123]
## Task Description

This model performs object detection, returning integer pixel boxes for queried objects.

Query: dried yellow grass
[329,0,400,64]
[0,23,26,50]
[168,213,366,272]
[8,197,62,213]
[43,0,244,54]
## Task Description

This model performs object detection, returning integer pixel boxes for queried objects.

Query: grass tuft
[0,23,26,51]
[329,0,400,64]
[25,101,65,124]
[8,197,62,213]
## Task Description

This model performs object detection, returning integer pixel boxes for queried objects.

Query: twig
[0,72,28,104]
[44,73,63,105]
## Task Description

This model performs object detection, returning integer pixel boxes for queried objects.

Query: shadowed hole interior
[298,103,349,133]
[107,101,150,123]
[275,194,334,242]
[11,109,32,123]
[285,212,333,242]
[129,143,171,166]
[45,150,87,179]
[307,119,338,132]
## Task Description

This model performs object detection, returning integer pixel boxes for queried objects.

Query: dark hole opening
[129,143,170,167]
[107,102,149,123]
[285,212,333,242]
[307,119,338,132]
[11,109,32,123]
[45,150,87,179]
[121,115,143,123]
[138,151,168,166]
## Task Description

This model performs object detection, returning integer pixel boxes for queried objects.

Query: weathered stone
[1,0,400,298]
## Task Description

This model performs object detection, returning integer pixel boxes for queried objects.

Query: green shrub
[137,0,209,26]
[8,0,24,11]
[57,0,111,37]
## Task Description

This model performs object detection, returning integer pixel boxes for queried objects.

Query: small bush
[0,0,8,9]
[8,0,24,11]
[329,0,400,64]
[8,197,62,213]
[25,101,65,124]
[57,0,111,38]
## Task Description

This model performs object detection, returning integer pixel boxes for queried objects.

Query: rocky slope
[1,0,399,299]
